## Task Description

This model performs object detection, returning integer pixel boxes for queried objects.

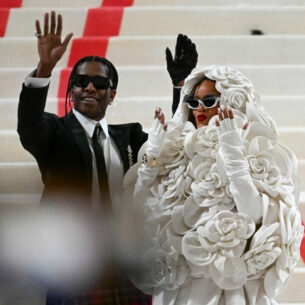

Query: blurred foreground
[0,203,145,297]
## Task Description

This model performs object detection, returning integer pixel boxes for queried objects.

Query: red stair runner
[58,1,133,116]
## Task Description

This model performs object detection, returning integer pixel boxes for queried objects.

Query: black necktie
[92,124,111,206]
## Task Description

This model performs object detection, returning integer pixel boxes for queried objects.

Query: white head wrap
[171,65,278,135]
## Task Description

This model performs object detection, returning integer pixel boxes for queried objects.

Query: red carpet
[301,221,305,263]
[0,0,22,36]
[0,0,22,8]
[0,9,10,37]
[58,1,133,116]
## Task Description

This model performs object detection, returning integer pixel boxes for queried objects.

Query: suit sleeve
[17,84,55,159]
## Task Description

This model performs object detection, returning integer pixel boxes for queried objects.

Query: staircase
[0,0,304,304]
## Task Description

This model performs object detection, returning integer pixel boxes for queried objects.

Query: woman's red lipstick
[196,114,206,122]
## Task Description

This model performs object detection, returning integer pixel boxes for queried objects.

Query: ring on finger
[34,32,42,37]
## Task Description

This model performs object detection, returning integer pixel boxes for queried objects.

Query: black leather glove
[165,33,198,85]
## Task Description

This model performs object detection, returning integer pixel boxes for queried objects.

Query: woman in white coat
[126,65,303,305]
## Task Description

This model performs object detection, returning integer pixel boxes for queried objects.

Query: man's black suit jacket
[17,84,151,304]
[17,84,148,207]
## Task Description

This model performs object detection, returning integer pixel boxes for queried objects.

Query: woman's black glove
[165,33,198,85]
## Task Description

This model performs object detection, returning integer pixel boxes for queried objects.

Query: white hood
[170,65,278,135]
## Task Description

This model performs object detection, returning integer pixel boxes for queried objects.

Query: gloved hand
[216,106,262,223]
[216,107,246,175]
[166,33,198,85]
[145,107,167,158]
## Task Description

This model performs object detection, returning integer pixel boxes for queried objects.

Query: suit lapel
[108,126,130,173]
[64,112,92,180]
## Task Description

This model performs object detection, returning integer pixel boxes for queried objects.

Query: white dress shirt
[73,109,124,211]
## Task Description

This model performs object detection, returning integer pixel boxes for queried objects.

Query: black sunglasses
[184,95,221,109]
[73,74,113,90]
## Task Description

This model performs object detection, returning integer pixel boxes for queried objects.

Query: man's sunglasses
[73,74,113,90]
[184,95,221,109]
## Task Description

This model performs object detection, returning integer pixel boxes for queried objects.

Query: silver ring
[34,32,42,37]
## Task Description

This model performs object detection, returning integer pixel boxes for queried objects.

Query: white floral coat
[125,66,303,305]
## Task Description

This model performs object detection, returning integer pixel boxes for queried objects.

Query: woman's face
[192,79,220,128]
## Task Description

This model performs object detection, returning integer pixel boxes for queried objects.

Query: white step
[0,99,57,131]
[5,8,88,38]
[276,267,305,303]
[4,36,305,68]
[1,159,305,194]
[5,7,305,37]
[0,38,70,68]
[19,0,305,6]
[3,65,305,99]
[0,163,43,194]
[107,35,305,66]
[1,95,304,130]
[1,128,304,162]
[21,0,102,7]
[134,0,305,6]
[120,7,305,36]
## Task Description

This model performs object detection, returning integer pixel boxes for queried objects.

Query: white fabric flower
[184,124,219,159]
[243,223,281,277]
[135,224,190,292]
[191,161,234,211]
[158,164,189,212]
[197,211,255,256]
[221,88,251,112]
[263,201,303,298]
[246,136,295,201]
[182,211,255,289]
[159,122,195,172]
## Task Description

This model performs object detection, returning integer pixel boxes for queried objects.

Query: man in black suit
[17,10,150,305]
[17,10,198,305]
[18,11,147,210]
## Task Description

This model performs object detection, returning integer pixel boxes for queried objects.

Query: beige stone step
[1,128,304,162]
[0,194,41,206]
[0,162,43,194]
[120,7,305,36]
[21,0,101,7]
[90,64,305,97]
[277,128,305,159]
[5,7,305,37]
[262,96,305,128]
[1,68,61,99]
[0,38,70,68]
[276,267,305,303]
[0,99,57,131]
[134,0,305,6]
[107,35,305,66]
[3,65,305,99]
[20,0,305,6]
[1,95,304,130]
[4,36,305,68]
[0,159,304,194]
[5,8,88,37]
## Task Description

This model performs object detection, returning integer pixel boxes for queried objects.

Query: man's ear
[110,89,117,101]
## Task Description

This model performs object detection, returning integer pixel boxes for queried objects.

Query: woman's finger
[242,122,248,130]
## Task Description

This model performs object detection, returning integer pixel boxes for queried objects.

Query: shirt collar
[72,108,109,138]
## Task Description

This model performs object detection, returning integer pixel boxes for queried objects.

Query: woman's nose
[197,104,205,111]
